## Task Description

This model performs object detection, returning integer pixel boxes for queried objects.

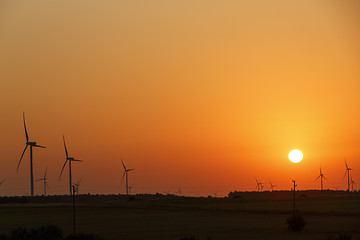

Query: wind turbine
[59,135,83,196]
[17,113,46,197]
[74,179,82,194]
[344,160,352,191]
[121,159,134,196]
[128,184,134,195]
[36,168,48,196]
[315,166,326,190]
[255,178,263,192]
[269,180,276,191]
[0,179,6,187]
[351,176,355,192]
[176,185,182,196]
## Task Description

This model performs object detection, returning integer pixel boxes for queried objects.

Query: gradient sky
[0,0,359,196]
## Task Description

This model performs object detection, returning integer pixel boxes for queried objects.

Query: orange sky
[0,0,359,196]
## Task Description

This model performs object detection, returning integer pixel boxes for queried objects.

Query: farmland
[0,191,359,240]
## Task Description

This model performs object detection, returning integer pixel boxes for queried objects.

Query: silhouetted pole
[72,185,76,236]
[292,180,296,215]
[321,176,323,191]
[30,146,34,197]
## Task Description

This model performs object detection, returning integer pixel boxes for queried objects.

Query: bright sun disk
[289,149,303,163]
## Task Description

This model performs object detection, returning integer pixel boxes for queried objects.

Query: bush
[287,214,306,232]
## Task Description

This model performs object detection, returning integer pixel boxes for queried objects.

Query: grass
[0,193,359,240]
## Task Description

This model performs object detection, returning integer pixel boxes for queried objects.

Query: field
[0,191,359,240]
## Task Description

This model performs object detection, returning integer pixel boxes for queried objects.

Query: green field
[0,193,359,240]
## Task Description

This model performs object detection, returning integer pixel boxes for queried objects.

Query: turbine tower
[344,160,352,191]
[17,113,46,197]
[121,159,134,196]
[36,168,48,196]
[59,135,83,196]
[315,167,326,190]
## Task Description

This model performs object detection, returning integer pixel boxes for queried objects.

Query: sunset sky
[0,0,359,196]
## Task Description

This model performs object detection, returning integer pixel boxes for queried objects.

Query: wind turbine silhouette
[344,160,352,191]
[351,176,355,192]
[176,185,182,196]
[17,113,46,197]
[269,180,276,191]
[36,168,48,196]
[74,179,82,194]
[255,178,263,192]
[315,166,326,190]
[59,135,83,196]
[121,159,134,196]
[128,184,134,195]
[0,179,6,187]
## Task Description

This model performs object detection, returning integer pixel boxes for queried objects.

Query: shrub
[287,214,306,232]
[65,234,104,240]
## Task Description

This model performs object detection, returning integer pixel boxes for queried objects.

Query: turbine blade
[0,179,6,185]
[44,167,47,178]
[17,145,28,172]
[63,135,68,158]
[121,159,126,170]
[23,112,29,143]
[343,170,347,179]
[315,175,320,181]
[323,176,327,180]
[59,159,68,180]
[127,168,135,171]
[34,144,46,148]
[121,171,126,184]
[72,159,83,162]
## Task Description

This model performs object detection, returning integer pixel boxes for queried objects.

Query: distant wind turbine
[121,159,134,196]
[59,135,83,196]
[351,176,355,192]
[74,179,82,194]
[0,179,6,186]
[128,184,134,195]
[176,185,182,196]
[315,166,326,190]
[269,180,276,191]
[17,113,46,197]
[344,160,352,191]
[36,168,48,196]
[255,178,263,192]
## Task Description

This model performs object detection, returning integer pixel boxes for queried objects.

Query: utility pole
[72,185,76,236]
[292,180,296,215]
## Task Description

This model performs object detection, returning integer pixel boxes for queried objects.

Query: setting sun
[288,150,303,163]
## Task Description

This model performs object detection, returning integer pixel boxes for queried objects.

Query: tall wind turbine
[344,160,352,191]
[17,113,46,197]
[36,168,48,196]
[121,159,134,196]
[176,185,182,196]
[59,135,83,196]
[315,167,326,190]
[269,180,276,191]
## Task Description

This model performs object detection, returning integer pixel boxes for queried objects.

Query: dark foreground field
[0,191,359,240]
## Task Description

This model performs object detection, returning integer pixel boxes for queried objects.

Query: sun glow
[288,149,303,163]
